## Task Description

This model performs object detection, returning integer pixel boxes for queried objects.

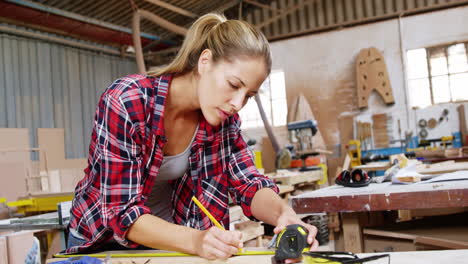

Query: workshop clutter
[0,128,86,202]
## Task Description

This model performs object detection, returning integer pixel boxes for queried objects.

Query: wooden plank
[363,228,417,240]
[415,236,468,249]
[0,236,7,264]
[292,182,468,213]
[416,162,468,174]
[398,207,468,221]
[144,0,198,18]
[229,205,245,222]
[372,113,389,148]
[6,231,35,264]
[458,105,467,146]
[0,162,29,201]
[38,128,66,170]
[0,128,30,158]
[352,161,391,171]
[342,212,363,252]
[338,114,355,157]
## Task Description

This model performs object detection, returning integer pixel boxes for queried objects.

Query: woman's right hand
[194,227,243,260]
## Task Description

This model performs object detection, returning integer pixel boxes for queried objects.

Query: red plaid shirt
[66,74,278,253]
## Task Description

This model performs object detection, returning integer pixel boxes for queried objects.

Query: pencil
[191,196,225,230]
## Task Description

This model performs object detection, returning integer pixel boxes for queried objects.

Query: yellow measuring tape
[54,249,275,258]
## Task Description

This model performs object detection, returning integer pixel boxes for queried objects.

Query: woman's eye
[229,82,239,89]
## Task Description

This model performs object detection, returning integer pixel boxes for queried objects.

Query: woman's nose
[230,91,245,112]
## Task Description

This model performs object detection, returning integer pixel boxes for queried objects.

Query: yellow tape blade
[54,249,275,258]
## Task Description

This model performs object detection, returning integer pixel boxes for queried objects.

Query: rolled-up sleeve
[227,118,279,221]
[97,88,151,247]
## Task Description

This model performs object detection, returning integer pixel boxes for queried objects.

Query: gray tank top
[145,123,198,222]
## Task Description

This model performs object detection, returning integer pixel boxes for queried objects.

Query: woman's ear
[197,49,213,75]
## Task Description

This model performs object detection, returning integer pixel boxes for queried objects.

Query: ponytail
[149,13,271,76]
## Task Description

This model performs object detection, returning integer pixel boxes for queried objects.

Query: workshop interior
[1,0,468,263]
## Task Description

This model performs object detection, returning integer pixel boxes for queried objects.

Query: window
[407,42,468,108]
[239,70,288,129]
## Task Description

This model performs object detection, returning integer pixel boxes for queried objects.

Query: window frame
[407,41,468,108]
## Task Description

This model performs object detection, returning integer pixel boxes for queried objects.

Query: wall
[268,5,468,150]
[0,29,136,158]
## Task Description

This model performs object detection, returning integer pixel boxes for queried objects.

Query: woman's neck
[165,72,200,119]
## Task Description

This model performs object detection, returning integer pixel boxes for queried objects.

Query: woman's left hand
[273,210,320,263]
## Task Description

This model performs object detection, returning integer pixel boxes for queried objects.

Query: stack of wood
[266,169,324,199]
[229,205,265,247]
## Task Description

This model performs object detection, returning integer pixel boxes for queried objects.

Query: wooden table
[47,249,468,263]
[291,179,468,252]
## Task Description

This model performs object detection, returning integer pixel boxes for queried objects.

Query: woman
[66,13,319,260]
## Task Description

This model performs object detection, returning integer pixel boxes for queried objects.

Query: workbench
[291,177,468,252]
[46,249,468,263]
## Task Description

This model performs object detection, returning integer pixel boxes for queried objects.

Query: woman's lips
[218,109,229,121]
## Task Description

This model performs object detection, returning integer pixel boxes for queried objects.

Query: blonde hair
[149,13,272,76]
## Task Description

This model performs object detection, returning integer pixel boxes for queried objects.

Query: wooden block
[0,162,29,201]
[0,236,7,264]
[38,128,66,170]
[342,212,363,253]
[229,205,244,223]
[6,231,35,264]
[237,223,264,242]
[62,158,87,170]
[59,168,84,192]
[396,175,421,183]
[234,220,261,230]
[0,128,30,150]
[277,184,294,194]
[46,230,63,259]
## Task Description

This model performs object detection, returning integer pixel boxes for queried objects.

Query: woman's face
[197,50,268,126]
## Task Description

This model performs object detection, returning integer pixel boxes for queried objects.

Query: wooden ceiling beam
[144,0,198,18]
[139,9,187,35]
[141,0,242,51]
[133,9,188,72]
[243,0,282,14]
[255,0,313,29]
